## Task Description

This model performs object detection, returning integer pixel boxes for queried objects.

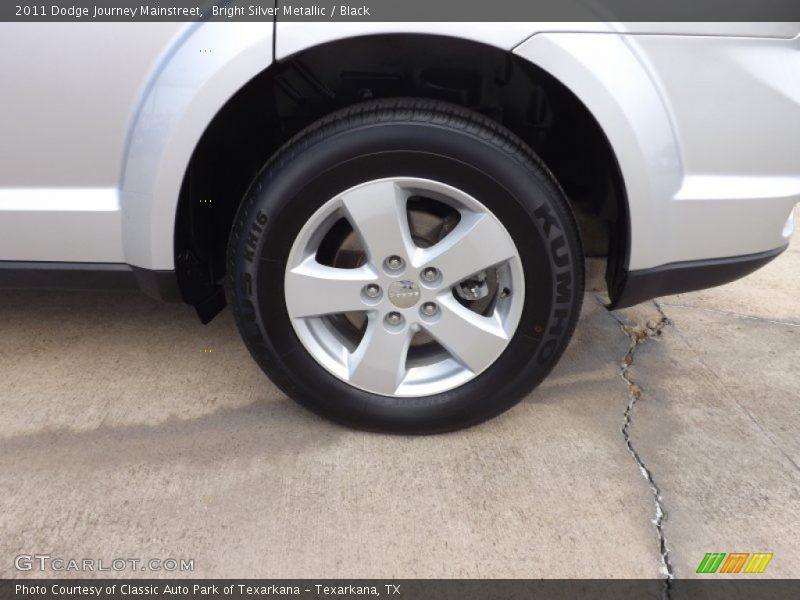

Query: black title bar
[4,0,800,22]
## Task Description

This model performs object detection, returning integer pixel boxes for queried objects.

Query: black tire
[227,98,584,434]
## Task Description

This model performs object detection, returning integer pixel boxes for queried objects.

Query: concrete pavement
[1,212,797,579]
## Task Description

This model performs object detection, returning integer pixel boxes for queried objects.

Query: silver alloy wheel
[284,177,525,397]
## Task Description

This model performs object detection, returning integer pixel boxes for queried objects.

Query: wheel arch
[514,32,684,301]
[119,22,274,273]
[171,32,640,314]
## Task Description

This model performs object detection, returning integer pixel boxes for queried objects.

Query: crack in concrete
[600,296,675,593]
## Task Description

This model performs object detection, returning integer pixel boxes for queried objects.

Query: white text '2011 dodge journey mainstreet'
[1,16,798,432]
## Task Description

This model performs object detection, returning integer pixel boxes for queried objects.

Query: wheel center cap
[388,280,421,309]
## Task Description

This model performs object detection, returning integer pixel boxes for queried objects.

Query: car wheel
[227,98,584,433]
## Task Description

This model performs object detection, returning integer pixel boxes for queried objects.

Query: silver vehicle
[1,20,797,432]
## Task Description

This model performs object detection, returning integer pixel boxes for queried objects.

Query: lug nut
[385,255,404,271]
[386,312,403,326]
[364,284,381,298]
[421,302,438,317]
[421,267,439,282]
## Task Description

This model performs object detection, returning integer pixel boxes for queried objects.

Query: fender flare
[120,22,273,270]
[514,32,683,272]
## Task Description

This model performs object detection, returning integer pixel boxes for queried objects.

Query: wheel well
[175,34,628,315]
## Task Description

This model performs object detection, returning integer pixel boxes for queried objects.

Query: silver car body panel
[0,21,797,272]
[0,21,272,268]
[514,31,800,269]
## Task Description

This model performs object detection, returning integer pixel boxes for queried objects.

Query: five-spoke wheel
[285,178,525,396]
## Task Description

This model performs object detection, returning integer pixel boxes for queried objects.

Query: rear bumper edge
[609,245,788,309]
